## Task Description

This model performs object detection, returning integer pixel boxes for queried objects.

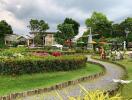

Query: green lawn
[0,63,103,96]
[115,57,132,99]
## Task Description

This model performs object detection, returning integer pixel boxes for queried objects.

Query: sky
[0,0,132,37]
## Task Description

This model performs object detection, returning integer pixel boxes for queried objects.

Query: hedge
[0,55,87,75]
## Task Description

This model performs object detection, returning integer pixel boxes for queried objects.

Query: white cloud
[0,9,27,34]
[16,5,22,10]
[0,0,132,35]
[106,5,131,22]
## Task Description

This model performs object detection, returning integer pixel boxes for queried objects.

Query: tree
[120,17,132,41]
[28,19,39,32]
[85,12,112,38]
[55,23,74,45]
[120,17,132,33]
[0,20,13,47]
[39,20,49,34]
[0,20,13,37]
[55,18,79,46]
[63,18,80,35]
[112,24,124,37]
[28,19,49,45]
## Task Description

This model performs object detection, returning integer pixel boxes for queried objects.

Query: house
[29,32,56,47]
[4,34,27,46]
[4,32,57,47]
[44,32,56,46]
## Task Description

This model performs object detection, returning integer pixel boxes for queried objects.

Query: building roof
[4,34,26,42]
[29,31,56,34]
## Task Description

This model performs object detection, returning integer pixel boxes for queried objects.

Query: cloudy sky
[0,0,132,37]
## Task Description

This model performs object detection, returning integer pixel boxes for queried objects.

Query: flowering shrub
[52,52,62,57]
[0,55,87,75]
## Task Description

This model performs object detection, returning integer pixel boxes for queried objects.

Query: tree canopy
[28,19,49,34]
[85,12,112,38]
[28,19,49,45]
[111,24,124,37]
[120,17,132,33]
[55,23,74,45]
[63,18,80,35]
[55,18,79,45]
[0,20,13,37]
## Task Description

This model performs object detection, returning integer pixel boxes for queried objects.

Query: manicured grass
[0,63,103,96]
[115,57,132,99]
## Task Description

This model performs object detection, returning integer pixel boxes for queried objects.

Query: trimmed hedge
[0,55,87,75]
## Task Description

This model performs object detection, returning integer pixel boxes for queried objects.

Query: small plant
[13,53,24,58]
[52,51,62,57]
[56,85,123,100]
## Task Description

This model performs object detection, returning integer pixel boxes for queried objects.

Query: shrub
[52,52,61,57]
[0,55,87,75]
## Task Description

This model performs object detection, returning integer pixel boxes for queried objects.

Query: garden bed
[0,55,87,75]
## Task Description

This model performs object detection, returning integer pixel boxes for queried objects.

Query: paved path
[20,55,125,100]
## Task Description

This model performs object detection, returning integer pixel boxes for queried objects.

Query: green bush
[0,55,87,75]
[75,48,93,54]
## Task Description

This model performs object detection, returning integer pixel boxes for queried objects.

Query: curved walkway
[22,55,125,100]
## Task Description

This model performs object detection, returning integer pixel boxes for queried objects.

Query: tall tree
[55,18,79,45]
[55,24,74,45]
[0,20,13,47]
[28,19,49,45]
[120,17,132,40]
[120,17,132,32]
[112,24,124,37]
[0,20,13,37]
[28,19,39,32]
[28,19,49,34]
[85,12,112,38]
[63,18,80,35]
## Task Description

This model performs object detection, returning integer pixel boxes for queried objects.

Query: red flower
[52,52,61,57]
